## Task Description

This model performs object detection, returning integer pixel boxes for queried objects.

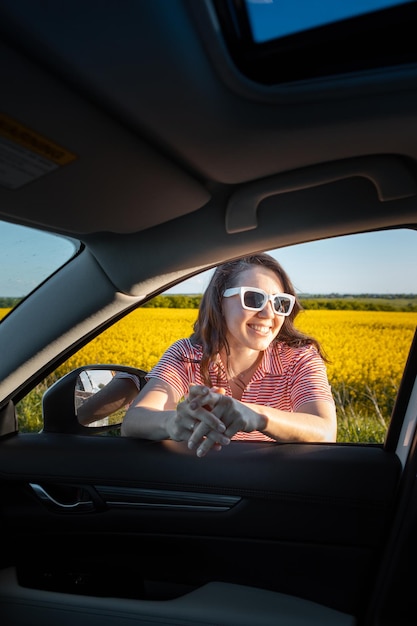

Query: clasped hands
[175,384,249,457]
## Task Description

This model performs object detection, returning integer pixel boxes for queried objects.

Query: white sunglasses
[223,286,295,316]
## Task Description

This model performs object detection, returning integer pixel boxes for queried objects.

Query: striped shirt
[147,338,335,442]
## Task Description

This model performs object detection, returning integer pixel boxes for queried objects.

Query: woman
[121,253,337,456]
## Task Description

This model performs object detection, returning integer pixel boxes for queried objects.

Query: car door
[1,322,416,626]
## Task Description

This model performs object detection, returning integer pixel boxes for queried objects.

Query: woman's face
[222,266,286,353]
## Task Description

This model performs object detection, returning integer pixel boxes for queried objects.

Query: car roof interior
[1,0,417,269]
[1,0,417,393]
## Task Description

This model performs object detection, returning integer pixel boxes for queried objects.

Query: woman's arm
[121,377,229,445]
[121,378,179,439]
[185,386,337,457]
[246,398,337,443]
[77,377,139,425]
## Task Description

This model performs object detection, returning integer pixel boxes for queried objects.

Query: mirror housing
[42,365,147,434]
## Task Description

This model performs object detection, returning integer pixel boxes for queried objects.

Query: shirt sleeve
[290,345,335,411]
[113,371,141,390]
[146,339,198,399]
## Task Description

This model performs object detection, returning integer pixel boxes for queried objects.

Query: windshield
[0,220,78,314]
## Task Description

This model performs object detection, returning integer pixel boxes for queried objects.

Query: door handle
[29,483,95,512]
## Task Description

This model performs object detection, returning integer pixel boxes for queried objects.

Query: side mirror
[42,365,147,434]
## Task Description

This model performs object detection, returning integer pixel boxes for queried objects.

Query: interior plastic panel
[0,567,356,626]
[226,156,417,233]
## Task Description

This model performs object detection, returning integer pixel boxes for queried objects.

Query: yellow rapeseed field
[59,308,416,390]
[3,308,416,391]
[2,307,417,440]
[296,309,416,389]
[61,308,416,439]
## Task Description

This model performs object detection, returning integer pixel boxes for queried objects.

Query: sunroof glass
[213,0,417,85]
[244,0,415,44]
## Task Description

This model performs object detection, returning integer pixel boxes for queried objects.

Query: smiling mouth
[249,324,271,335]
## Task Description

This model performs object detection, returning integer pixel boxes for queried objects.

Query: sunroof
[245,0,414,44]
[213,0,417,85]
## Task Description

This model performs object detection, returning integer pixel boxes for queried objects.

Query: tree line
[0,297,21,308]
[2,294,417,312]
[140,294,417,311]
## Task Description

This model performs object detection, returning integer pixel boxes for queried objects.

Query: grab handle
[226,155,417,233]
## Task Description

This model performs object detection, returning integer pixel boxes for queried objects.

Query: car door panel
[0,567,357,626]
[0,434,401,618]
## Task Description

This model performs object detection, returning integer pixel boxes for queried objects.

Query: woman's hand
[186,385,264,457]
[173,388,230,449]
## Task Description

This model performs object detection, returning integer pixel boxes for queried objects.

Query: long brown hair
[190,253,327,386]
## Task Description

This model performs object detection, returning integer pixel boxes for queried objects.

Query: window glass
[17,229,417,445]
[214,0,417,84]
[165,229,417,443]
[244,0,414,43]
[0,220,78,316]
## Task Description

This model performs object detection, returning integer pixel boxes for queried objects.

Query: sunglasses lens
[243,290,265,309]
[273,296,292,314]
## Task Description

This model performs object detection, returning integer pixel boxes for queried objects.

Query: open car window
[14,228,417,445]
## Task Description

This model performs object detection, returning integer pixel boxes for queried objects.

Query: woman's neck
[218,352,263,400]
[223,348,261,373]
[221,349,262,392]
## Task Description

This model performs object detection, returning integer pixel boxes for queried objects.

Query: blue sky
[166,229,417,295]
[0,224,416,298]
[246,0,412,43]
[0,222,417,297]
[0,223,77,297]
